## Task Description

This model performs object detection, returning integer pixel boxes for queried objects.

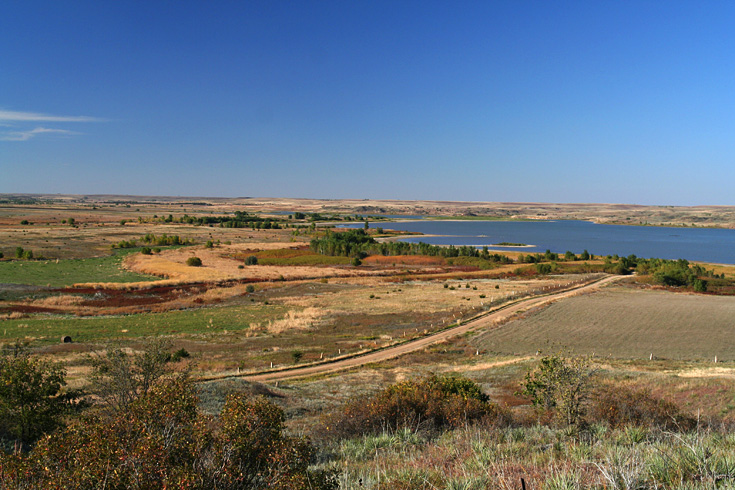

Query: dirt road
[235,274,624,383]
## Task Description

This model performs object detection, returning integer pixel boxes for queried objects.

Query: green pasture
[0,303,288,344]
[0,249,159,287]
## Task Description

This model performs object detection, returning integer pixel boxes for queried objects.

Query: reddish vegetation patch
[55,284,200,308]
[0,305,62,314]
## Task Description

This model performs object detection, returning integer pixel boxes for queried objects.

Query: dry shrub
[589,384,696,430]
[1,311,27,320]
[264,307,327,334]
[31,295,85,307]
[196,286,242,303]
[324,373,506,440]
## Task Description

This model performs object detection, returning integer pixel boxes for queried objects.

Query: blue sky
[2,2,735,205]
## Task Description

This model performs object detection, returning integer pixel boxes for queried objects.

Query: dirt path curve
[226,275,624,383]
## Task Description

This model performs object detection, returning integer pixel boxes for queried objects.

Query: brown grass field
[471,283,735,360]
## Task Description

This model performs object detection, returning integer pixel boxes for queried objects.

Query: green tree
[15,247,24,259]
[245,255,258,265]
[580,249,590,260]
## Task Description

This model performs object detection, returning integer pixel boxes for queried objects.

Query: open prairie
[6,195,735,490]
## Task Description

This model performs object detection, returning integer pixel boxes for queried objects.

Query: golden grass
[702,262,735,278]
[120,244,389,286]
[261,307,330,334]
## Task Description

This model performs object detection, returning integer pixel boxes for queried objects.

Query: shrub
[246,284,255,293]
[328,374,500,438]
[520,354,594,427]
[170,348,190,362]
[205,240,214,248]
[351,257,362,267]
[140,247,152,255]
[245,255,258,265]
[152,247,161,253]
[589,385,696,431]
[186,257,202,267]
[20,220,29,225]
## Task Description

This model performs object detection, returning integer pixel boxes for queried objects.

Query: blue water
[343,220,735,264]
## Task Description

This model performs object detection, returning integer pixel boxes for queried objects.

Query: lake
[344,220,735,264]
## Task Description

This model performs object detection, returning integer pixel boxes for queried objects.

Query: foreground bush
[327,374,505,439]
[0,378,335,490]
[0,348,83,451]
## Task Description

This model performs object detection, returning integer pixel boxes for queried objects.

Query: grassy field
[0,249,159,287]
[471,284,735,360]
[0,302,287,343]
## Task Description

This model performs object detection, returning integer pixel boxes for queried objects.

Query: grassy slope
[0,249,158,287]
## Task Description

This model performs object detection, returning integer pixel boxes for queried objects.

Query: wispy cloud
[0,109,104,123]
[0,127,81,141]
[0,108,104,142]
